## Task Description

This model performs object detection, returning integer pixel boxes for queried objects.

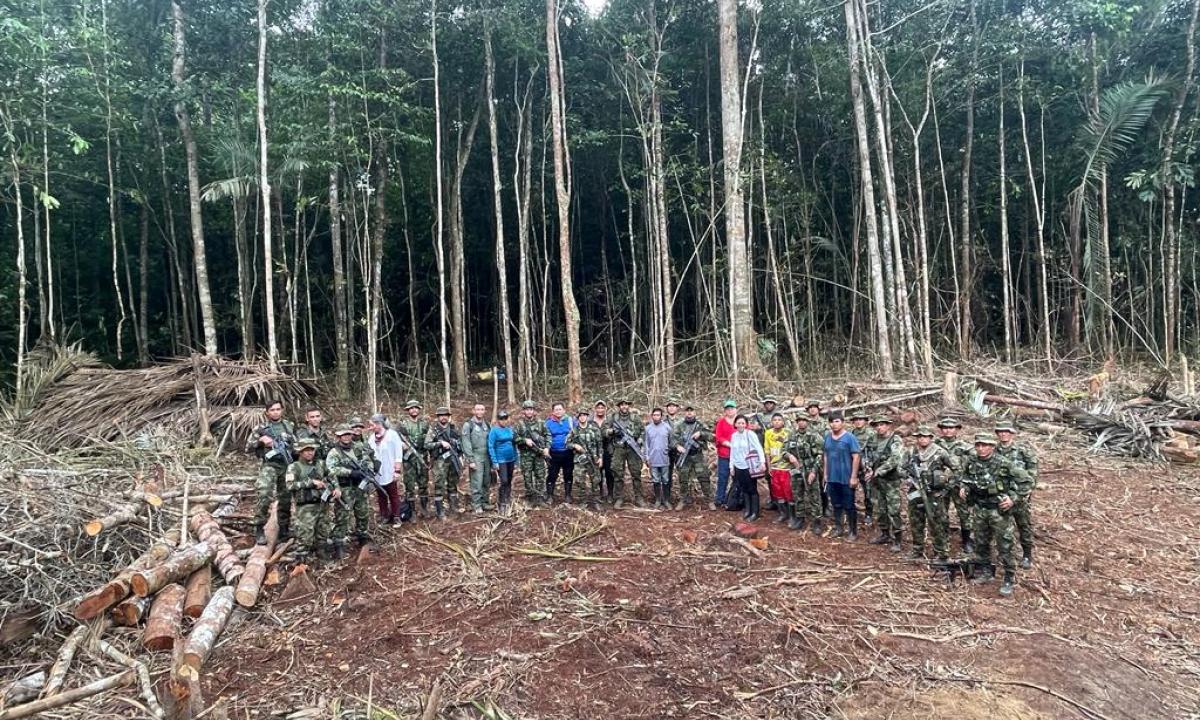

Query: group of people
[247,394,1038,596]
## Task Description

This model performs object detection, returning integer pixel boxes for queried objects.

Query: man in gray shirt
[644,407,673,510]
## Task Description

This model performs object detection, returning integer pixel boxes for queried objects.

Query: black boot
[1020,548,1033,569]
[999,571,1015,597]
[254,525,267,546]
[961,527,973,555]
[788,506,805,531]
[277,522,292,543]
[971,564,996,584]
[498,484,511,515]
[889,530,902,553]
[847,511,858,541]
[742,495,753,520]
[831,508,845,538]
[870,530,890,545]
[746,495,760,521]
[420,497,431,519]
[332,540,347,561]
[435,499,446,521]
[663,481,673,510]
[810,518,824,536]
[775,500,790,524]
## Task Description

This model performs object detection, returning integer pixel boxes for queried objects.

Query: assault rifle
[436,425,466,476]
[321,483,349,508]
[613,420,648,463]
[929,556,982,582]
[262,426,294,466]
[675,430,700,469]
[347,455,384,495]
[905,453,930,507]
[394,425,425,468]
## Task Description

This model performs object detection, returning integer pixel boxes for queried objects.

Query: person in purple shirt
[545,402,577,503]
[822,413,862,540]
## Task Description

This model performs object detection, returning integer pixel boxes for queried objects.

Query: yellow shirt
[764,428,792,471]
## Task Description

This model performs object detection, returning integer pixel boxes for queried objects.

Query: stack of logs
[1,504,286,719]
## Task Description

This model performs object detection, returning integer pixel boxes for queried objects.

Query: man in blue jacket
[545,402,577,504]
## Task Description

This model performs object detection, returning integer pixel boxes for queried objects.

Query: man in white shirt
[367,414,405,525]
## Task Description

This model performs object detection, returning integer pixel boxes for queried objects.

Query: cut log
[0,671,132,720]
[982,394,1068,414]
[234,511,278,608]
[942,371,959,407]
[1162,445,1200,464]
[40,624,89,697]
[74,530,180,621]
[110,595,152,626]
[98,639,165,719]
[1167,419,1200,436]
[183,567,212,618]
[178,586,236,677]
[189,511,244,583]
[142,583,186,652]
[130,542,214,598]
[84,504,143,537]
[276,565,316,605]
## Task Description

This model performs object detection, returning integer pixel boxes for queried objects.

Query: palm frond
[201,175,255,202]
[1079,76,1166,185]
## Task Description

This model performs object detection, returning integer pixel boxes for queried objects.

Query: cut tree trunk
[130,542,214,598]
[84,505,142,537]
[235,511,278,607]
[110,595,151,626]
[188,511,243,583]
[75,531,180,620]
[183,567,212,618]
[178,586,236,679]
[143,583,186,651]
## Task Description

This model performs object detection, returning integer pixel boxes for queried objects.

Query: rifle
[905,453,931,507]
[614,420,648,463]
[393,425,425,468]
[675,430,700,469]
[305,466,346,508]
[929,556,980,582]
[347,455,384,495]
[262,426,294,465]
[436,425,466,476]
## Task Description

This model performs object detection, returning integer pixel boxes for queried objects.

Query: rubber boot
[961,527,973,555]
[847,511,858,541]
[831,508,845,538]
[999,571,1015,597]
[910,541,925,559]
[774,499,790,524]
[277,521,292,543]
[354,532,372,547]
[742,494,753,520]
[971,564,996,584]
[435,499,446,521]
[889,530,902,553]
[1020,548,1033,569]
[317,543,333,562]
[746,495,760,522]
[635,488,648,508]
[870,530,890,545]
[664,481,674,510]
[420,497,431,519]
[332,540,347,561]
[788,506,805,531]
[255,525,268,546]
[499,484,511,516]
[810,518,823,537]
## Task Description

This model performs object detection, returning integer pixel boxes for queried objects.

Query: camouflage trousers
[293,502,330,555]
[255,463,292,533]
[908,491,949,558]
[401,459,428,502]
[574,459,602,503]
[333,484,370,541]
[972,506,1016,572]
[429,458,460,503]
[791,471,823,521]
[1011,495,1034,555]
[950,490,972,536]
[468,455,492,509]
[519,452,547,502]
[676,455,711,503]
[610,446,644,501]
[873,476,903,535]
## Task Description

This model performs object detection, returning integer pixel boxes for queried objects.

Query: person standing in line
[822,413,862,540]
[593,400,616,504]
[664,397,681,487]
[285,438,336,563]
[545,402,577,504]
[395,401,431,518]
[672,404,715,510]
[514,400,550,506]
[604,399,646,508]
[643,407,673,509]
[367,413,405,525]
[864,416,906,552]
[786,414,824,534]
[764,413,794,524]
[295,406,331,462]
[849,411,874,522]
[714,400,738,508]
[487,410,518,515]
[326,425,372,557]
[460,403,493,514]
[994,421,1038,568]
[936,417,975,554]
[568,407,605,510]
[729,415,767,522]
[247,400,295,545]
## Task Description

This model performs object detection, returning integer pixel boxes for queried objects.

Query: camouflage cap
[974,432,999,446]
[333,424,354,436]
[435,406,452,416]
[936,417,962,429]
[521,400,538,410]
[348,415,365,427]
[723,398,738,409]
[870,415,894,426]
[805,398,822,409]
[593,399,608,408]
[665,397,681,407]
[914,426,935,437]
[576,406,591,416]
[795,414,810,423]
[994,420,1017,433]
[616,398,631,405]
[404,400,422,410]
[295,437,320,452]
[761,394,778,405]
[850,411,870,421]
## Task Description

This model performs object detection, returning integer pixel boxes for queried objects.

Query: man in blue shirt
[545,402,577,504]
[822,413,862,540]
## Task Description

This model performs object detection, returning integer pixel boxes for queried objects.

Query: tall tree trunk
[1089,35,1114,355]
[998,68,1014,364]
[396,164,419,365]
[546,0,583,403]
[256,0,277,368]
[1,105,28,398]
[843,0,893,378]
[171,0,218,356]
[513,67,536,394]
[449,97,482,393]
[138,203,150,364]
[1018,59,1053,364]
[717,0,766,379]
[328,97,350,396]
[431,0,451,404]
[957,0,978,358]
[39,0,56,342]
[95,0,128,360]
[368,144,388,412]
[485,28,516,405]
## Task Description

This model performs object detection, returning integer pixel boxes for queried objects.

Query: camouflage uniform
[903,435,959,560]
[960,436,1031,591]
[786,426,824,524]
[326,436,371,547]
[395,410,431,506]
[671,417,713,506]
[865,421,906,544]
[285,449,333,558]
[424,414,464,515]
[850,417,874,519]
[997,436,1038,563]
[604,408,645,506]
[514,405,550,503]
[460,416,493,511]
[248,418,296,539]
[295,423,331,462]
[568,415,604,505]
[936,426,975,550]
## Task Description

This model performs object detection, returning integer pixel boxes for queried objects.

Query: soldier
[514,400,550,506]
[936,417,975,554]
[849,411,873,522]
[805,399,830,436]
[295,406,331,463]
[285,437,338,562]
[672,404,715,510]
[959,433,1030,596]
[593,400,616,503]
[787,415,824,534]
[864,415,905,551]
[247,400,295,545]
[995,421,1038,568]
[424,407,464,520]
[605,399,646,508]
[904,427,958,561]
[568,407,604,510]
[396,400,431,517]
[461,403,493,514]
[664,397,682,483]
[325,425,371,558]
[764,413,794,523]
[749,395,778,441]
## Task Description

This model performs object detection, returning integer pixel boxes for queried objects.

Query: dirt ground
[197,441,1200,720]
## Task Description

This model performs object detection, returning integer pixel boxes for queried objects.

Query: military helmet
[994,420,1017,433]
[334,424,354,436]
[348,415,365,428]
[974,432,999,446]
[295,437,320,452]
[404,400,422,410]
[435,406,452,416]
[936,417,962,429]
[914,426,935,437]
[850,411,870,421]
[870,415,894,426]
[521,400,538,410]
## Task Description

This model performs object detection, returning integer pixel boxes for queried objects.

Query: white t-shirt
[368,428,403,486]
